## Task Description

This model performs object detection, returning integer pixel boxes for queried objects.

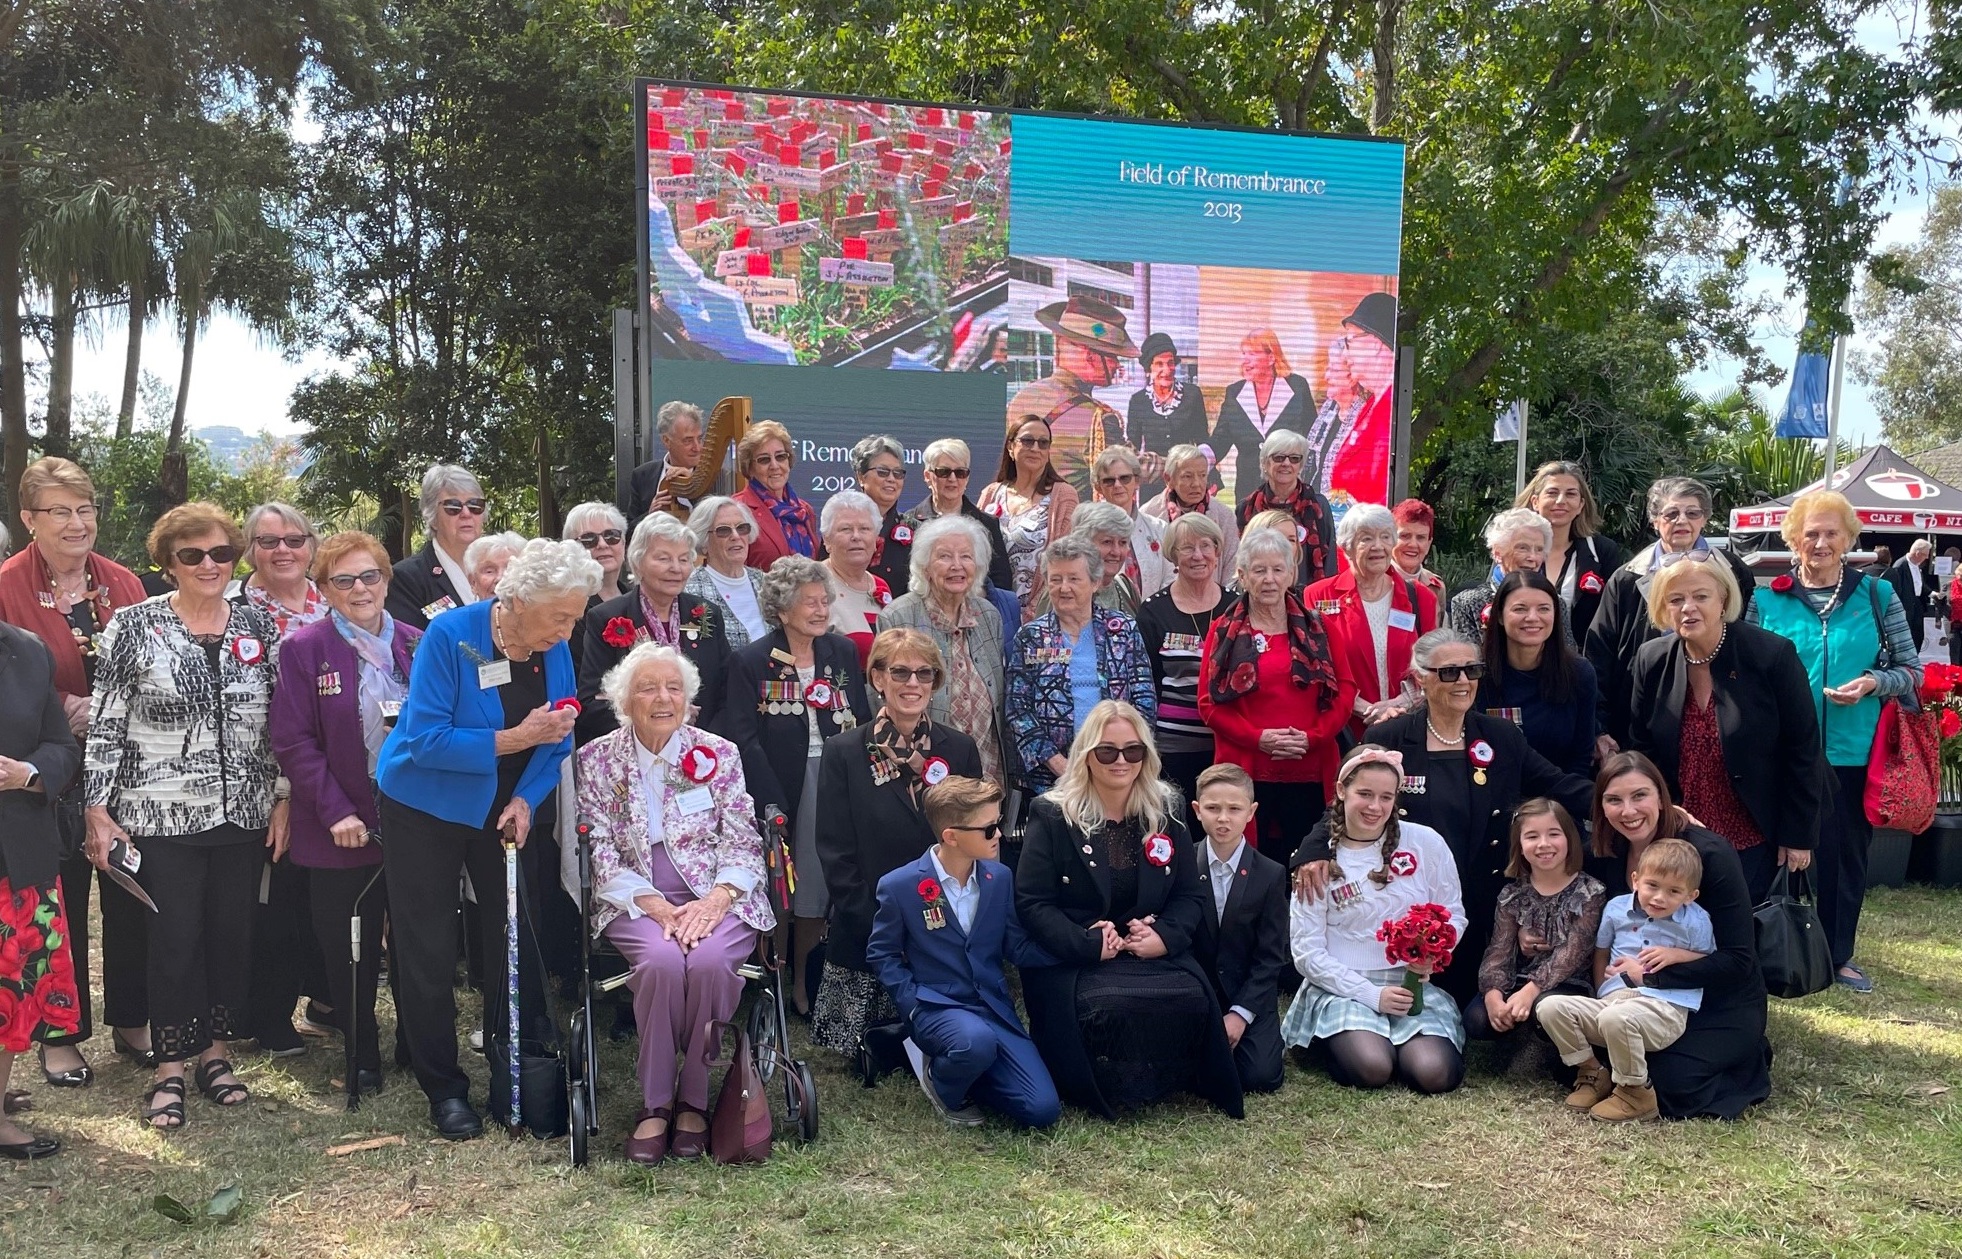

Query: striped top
[1135,584,1237,756]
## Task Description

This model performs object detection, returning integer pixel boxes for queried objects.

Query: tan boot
[1589,1082,1659,1122]
[1564,1060,1612,1111]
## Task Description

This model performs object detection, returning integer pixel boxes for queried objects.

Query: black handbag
[1754,865,1833,1000]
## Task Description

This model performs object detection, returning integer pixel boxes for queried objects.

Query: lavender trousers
[602,844,758,1113]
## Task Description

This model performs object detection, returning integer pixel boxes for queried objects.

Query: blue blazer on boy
[867,850,1062,1128]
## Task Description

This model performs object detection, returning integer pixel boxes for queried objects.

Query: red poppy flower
[601,616,637,649]
[1942,709,1961,740]
[30,970,79,1032]
[1229,662,1257,692]
[691,604,707,621]
[553,697,582,714]
[918,877,943,905]
[1770,574,1794,593]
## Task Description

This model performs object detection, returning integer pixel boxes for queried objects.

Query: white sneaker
[468,1029,485,1053]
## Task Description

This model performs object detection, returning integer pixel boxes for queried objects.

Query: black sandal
[194,1057,249,1106]
[141,1077,187,1129]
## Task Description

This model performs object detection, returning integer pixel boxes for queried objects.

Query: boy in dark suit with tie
[1190,765,1289,1092]
[866,777,1061,1128]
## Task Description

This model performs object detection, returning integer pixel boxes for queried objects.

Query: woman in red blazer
[1306,503,1438,741]
[732,420,819,572]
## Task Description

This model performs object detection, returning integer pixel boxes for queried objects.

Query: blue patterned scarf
[751,478,817,558]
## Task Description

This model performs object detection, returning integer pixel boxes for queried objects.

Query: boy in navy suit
[1190,764,1289,1092]
[866,776,1061,1128]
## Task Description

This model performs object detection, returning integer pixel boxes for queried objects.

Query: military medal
[1485,707,1523,726]
[1469,739,1494,786]
[919,876,946,930]
[316,670,343,696]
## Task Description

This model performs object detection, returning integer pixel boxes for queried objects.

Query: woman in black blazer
[812,628,981,1056]
[1292,628,1593,1004]
[717,556,874,1013]
[1625,554,1822,904]
[1015,699,1244,1121]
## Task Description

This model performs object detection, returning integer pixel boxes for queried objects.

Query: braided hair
[1327,747,1404,887]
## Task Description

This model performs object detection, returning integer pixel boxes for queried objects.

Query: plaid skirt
[0,876,82,1053]
[1281,968,1465,1051]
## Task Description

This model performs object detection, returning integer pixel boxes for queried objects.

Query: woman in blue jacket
[376,538,600,1140]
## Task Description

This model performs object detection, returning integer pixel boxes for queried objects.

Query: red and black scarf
[1206,589,1338,711]
[1240,481,1331,579]
[1163,490,1211,523]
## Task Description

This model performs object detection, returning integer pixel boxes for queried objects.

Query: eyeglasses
[254,534,311,551]
[753,451,791,466]
[440,498,488,516]
[928,466,971,481]
[1090,742,1149,765]
[947,821,1003,841]
[576,530,624,549]
[1267,453,1304,465]
[1428,662,1487,682]
[1098,473,1138,488]
[1658,549,1714,568]
[326,568,385,591]
[28,504,97,524]
[711,522,755,539]
[174,545,241,568]
[1657,507,1707,523]
[863,465,905,480]
[1014,436,1052,450]
[880,666,939,684]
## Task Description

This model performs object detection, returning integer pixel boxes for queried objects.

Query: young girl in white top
[1281,744,1469,1093]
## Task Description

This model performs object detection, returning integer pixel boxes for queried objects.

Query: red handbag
[1865,699,1939,833]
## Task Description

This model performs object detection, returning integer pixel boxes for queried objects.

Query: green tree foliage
[1854,182,1962,455]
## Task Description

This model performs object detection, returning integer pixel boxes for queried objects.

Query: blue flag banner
[1778,351,1831,439]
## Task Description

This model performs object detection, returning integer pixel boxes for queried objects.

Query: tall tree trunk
[44,272,76,458]
[162,296,200,509]
[534,416,558,538]
[116,273,144,440]
[0,150,27,525]
[1372,0,1402,133]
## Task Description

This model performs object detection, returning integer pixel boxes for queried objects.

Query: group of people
[0,412,1921,1159]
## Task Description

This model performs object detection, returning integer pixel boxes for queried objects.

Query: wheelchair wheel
[568,1078,590,1167]
[747,993,783,1084]
[792,1061,819,1143]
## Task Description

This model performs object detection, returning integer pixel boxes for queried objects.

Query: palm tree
[1698,387,1857,508]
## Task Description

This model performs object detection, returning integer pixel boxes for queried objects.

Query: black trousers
[138,829,263,1064]
[378,795,550,1106]
[307,863,389,1073]
[1252,781,1326,869]
[1907,610,1927,653]
[244,854,332,1042]
[1949,628,1962,667]
[1234,1007,1285,1093]
[1818,764,1873,968]
[48,801,150,1043]
[1735,842,1779,909]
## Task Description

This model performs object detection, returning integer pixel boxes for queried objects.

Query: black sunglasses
[254,534,311,551]
[1091,742,1148,765]
[928,466,971,480]
[576,529,625,548]
[1430,662,1487,682]
[326,568,385,591]
[880,665,940,684]
[947,821,1003,841]
[439,498,488,516]
[174,545,241,568]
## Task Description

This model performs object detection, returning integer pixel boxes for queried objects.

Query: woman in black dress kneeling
[1016,699,1244,1120]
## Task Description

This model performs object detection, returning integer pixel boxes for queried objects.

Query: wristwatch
[22,768,40,790]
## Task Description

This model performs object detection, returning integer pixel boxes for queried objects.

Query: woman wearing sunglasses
[1232,429,1337,588]
[733,420,818,571]
[977,416,1079,623]
[1014,700,1244,1120]
[387,464,489,631]
[231,503,324,640]
[853,435,914,598]
[812,629,982,1058]
[267,532,419,1098]
[902,437,1015,597]
[560,502,629,607]
[683,496,769,648]
[1290,629,1593,1007]
[82,503,285,1129]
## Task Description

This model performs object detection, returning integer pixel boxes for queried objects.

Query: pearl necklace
[1799,564,1848,621]
[1426,717,1465,746]
[1683,622,1727,667]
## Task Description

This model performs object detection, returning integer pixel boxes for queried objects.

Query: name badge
[1401,774,1427,794]
[1328,879,1365,913]
[478,659,512,689]
[676,786,714,815]
[1387,608,1417,632]
[378,700,402,721]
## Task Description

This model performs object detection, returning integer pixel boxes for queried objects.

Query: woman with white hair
[1232,429,1337,588]
[561,501,629,606]
[1307,502,1439,740]
[1142,443,1238,575]
[683,495,769,647]
[820,489,891,667]
[1092,445,1171,600]
[1064,500,1143,616]
[877,514,1007,781]
[1448,508,1566,647]
[853,434,914,597]
[462,532,528,603]
[374,538,600,1140]
[902,436,1015,594]
[574,642,774,1163]
[386,463,489,629]
[231,502,324,639]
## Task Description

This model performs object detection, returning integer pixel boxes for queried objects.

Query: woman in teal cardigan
[375,538,599,1139]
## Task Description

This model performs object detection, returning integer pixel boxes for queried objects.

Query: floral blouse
[1476,872,1607,997]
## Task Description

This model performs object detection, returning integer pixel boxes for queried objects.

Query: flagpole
[1823,331,1845,483]
[1514,401,1529,496]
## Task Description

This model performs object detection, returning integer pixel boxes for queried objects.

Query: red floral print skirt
[0,876,82,1053]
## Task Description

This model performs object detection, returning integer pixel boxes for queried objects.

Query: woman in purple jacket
[268,532,420,1093]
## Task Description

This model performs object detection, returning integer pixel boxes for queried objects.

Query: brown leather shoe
[1589,1082,1660,1122]
[669,1106,709,1159]
[624,1107,670,1164]
[1564,1060,1613,1111]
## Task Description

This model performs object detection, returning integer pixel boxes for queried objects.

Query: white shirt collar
[930,844,975,892]
[432,541,477,605]
[1202,839,1245,874]
[632,727,686,779]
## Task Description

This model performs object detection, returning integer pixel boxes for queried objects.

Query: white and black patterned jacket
[84,595,282,837]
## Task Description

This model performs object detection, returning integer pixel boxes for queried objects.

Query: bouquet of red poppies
[1377,902,1458,1015]
[1920,662,1962,797]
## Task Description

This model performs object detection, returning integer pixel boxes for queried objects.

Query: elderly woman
[1290,629,1594,1005]
[733,420,818,569]
[562,501,630,605]
[683,495,769,647]
[577,513,730,744]
[1449,508,1556,645]
[820,489,892,666]
[1212,330,1314,500]
[813,629,982,1055]
[1232,429,1337,588]
[1143,443,1239,575]
[1585,476,1756,757]
[1625,556,1822,904]
[233,502,324,637]
[877,515,1007,782]
[267,532,420,1096]
[1015,701,1244,1120]
[386,463,488,629]
[1136,513,1236,803]
[1092,446,1171,600]
[1390,498,1449,612]
[852,434,914,597]
[1304,335,1367,491]
[1584,752,1772,1118]
[1476,571,1599,778]
[1005,536,1156,792]
[375,538,599,1139]
[718,555,873,1013]
[1308,502,1438,741]
[1198,528,1354,866]
[463,532,527,603]
[576,642,775,1163]
[1748,488,1919,993]
[1062,500,1143,616]
[1517,461,1622,639]
[0,457,149,1081]
[977,415,1079,621]
[1124,332,1209,496]
[84,503,284,1129]
[900,436,1014,594]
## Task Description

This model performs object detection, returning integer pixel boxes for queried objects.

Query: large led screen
[637,81,1405,516]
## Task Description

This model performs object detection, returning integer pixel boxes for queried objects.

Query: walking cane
[345,831,386,1112]
[502,822,522,1135]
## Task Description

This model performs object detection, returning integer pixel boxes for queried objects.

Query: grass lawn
[3,886,1959,1258]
